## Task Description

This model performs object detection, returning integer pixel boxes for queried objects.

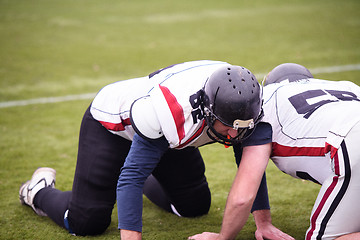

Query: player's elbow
[229,194,255,210]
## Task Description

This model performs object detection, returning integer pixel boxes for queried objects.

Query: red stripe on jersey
[325,142,339,159]
[176,120,206,149]
[99,118,131,131]
[306,176,339,239]
[306,152,340,240]
[159,85,185,143]
[271,142,325,157]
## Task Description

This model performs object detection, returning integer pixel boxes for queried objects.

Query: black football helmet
[202,65,263,145]
[263,63,313,86]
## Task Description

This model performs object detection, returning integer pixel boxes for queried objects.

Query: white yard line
[1,64,360,109]
[0,93,97,108]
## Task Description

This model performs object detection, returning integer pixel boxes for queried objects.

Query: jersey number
[289,89,360,119]
[189,90,204,124]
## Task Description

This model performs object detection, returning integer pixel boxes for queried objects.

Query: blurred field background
[1,0,359,239]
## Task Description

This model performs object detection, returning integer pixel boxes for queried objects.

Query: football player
[19,60,293,240]
[189,63,360,240]
[262,63,360,240]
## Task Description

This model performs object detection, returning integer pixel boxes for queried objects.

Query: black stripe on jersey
[317,141,351,239]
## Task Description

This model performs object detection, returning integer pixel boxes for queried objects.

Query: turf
[0,0,359,239]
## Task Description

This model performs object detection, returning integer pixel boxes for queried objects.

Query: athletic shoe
[19,167,56,216]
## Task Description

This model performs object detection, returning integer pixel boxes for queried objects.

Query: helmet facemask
[203,105,264,146]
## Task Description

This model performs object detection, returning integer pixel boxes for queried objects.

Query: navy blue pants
[34,107,211,236]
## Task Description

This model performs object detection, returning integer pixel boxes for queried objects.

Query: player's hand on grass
[188,232,219,240]
[253,210,295,240]
[255,224,295,240]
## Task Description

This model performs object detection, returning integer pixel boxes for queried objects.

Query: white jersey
[90,60,230,149]
[262,78,360,183]
[263,78,360,239]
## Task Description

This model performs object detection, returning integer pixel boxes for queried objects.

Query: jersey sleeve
[117,134,169,232]
[242,122,272,147]
[250,173,270,212]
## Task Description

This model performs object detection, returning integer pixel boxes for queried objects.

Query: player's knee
[174,198,210,218]
[69,206,112,236]
[172,186,211,218]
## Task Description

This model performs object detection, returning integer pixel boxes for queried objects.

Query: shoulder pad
[130,96,164,140]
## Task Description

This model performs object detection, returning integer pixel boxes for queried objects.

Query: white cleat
[19,167,56,216]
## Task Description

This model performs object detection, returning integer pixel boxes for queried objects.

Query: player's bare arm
[190,144,269,240]
[217,144,270,239]
[120,229,141,240]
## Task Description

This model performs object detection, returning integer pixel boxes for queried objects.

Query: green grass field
[1,0,359,239]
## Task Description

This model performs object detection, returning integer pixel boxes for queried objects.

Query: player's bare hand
[188,232,219,240]
[255,224,295,240]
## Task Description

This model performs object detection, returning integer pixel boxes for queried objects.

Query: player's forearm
[120,229,141,240]
[218,146,270,239]
[218,194,253,239]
